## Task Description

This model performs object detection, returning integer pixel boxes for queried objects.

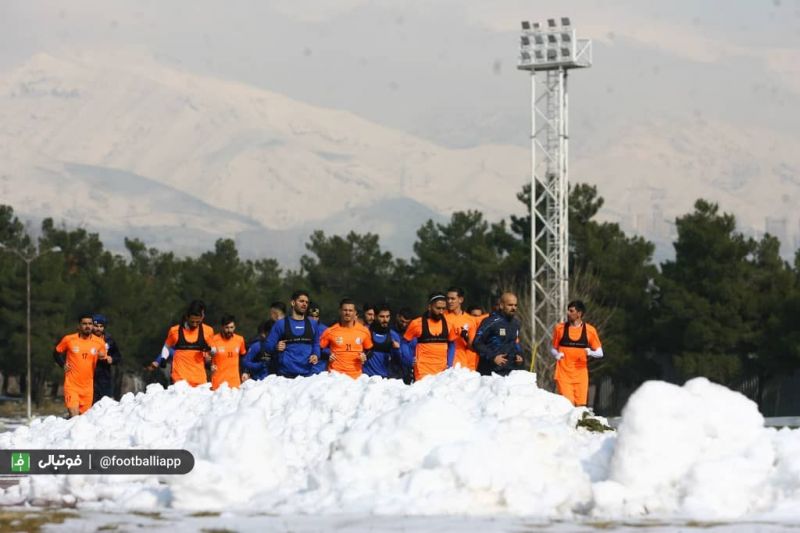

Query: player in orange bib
[320,298,373,379]
[403,293,458,381]
[53,313,108,417]
[445,286,478,371]
[150,300,214,387]
[551,300,603,407]
[209,314,247,390]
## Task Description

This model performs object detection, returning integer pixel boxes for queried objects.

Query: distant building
[765,216,788,254]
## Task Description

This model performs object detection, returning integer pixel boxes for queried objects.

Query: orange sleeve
[404,319,421,342]
[319,328,331,348]
[588,325,601,350]
[95,336,107,356]
[448,324,460,341]
[203,324,215,338]
[551,323,563,348]
[55,335,69,353]
[165,326,178,347]
[238,336,247,355]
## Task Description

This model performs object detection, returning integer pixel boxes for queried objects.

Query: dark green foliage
[653,200,800,394]
[412,211,518,308]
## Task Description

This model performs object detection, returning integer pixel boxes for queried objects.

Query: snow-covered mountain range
[0,52,527,263]
[1,51,798,264]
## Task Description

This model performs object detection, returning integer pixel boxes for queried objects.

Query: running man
[445,287,478,371]
[363,304,402,379]
[91,313,122,403]
[209,314,247,390]
[264,290,321,378]
[403,293,458,381]
[150,300,215,387]
[54,313,108,417]
[473,292,524,376]
[320,298,373,379]
[551,300,603,407]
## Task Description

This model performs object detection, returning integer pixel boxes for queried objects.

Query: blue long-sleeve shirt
[242,336,270,380]
[311,322,329,374]
[264,317,321,377]
[363,329,402,378]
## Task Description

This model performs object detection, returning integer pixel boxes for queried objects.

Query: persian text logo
[11,452,30,473]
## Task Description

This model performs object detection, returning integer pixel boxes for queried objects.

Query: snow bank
[1,372,798,522]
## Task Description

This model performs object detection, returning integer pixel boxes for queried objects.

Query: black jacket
[473,312,523,376]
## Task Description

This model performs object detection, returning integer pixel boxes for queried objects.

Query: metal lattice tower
[517,18,592,360]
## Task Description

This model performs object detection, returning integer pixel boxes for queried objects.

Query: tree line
[1,184,798,411]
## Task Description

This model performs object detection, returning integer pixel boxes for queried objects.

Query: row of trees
[1,183,799,411]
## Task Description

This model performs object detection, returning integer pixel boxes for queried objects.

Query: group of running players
[53,287,603,417]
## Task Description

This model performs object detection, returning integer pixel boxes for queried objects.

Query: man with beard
[265,290,321,378]
[209,314,248,390]
[320,298,374,379]
[91,313,122,403]
[359,303,376,327]
[150,300,215,387]
[363,304,402,378]
[54,313,108,417]
[402,293,458,381]
[473,292,524,376]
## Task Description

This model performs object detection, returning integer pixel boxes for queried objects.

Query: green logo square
[11,452,30,473]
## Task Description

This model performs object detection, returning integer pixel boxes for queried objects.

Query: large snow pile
[1,370,799,522]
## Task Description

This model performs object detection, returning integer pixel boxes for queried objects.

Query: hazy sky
[2,0,798,152]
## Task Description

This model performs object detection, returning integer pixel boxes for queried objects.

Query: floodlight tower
[517,17,592,364]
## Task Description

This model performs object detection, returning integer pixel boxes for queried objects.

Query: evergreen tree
[653,200,756,385]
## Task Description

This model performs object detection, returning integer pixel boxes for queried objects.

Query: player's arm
[242,341,267,373]
[471,317,496,362]
[390,331,402,359]
[264,319,283,353]
[402,321,420,365]
[550,324,565,360]
[53,349,66,368]
[309,323,322,364]
[586,327,603,358]
[53,337,68,368]
[446,341,455,368]
[318,329,332,361]
[107,338,122,365]
[150,329,177,369]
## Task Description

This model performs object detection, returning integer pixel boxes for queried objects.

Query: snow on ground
[0,370,799,525]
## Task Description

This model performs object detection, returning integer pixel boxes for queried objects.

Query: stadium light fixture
[0,243,62,420]
[516,17,593,379]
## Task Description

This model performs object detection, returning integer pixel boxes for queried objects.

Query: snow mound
[1,372,799,522]
[594,377,799,520]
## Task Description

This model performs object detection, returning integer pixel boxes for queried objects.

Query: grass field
[0,399,65,419]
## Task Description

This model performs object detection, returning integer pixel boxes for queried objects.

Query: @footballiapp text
[1,450,194,475]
